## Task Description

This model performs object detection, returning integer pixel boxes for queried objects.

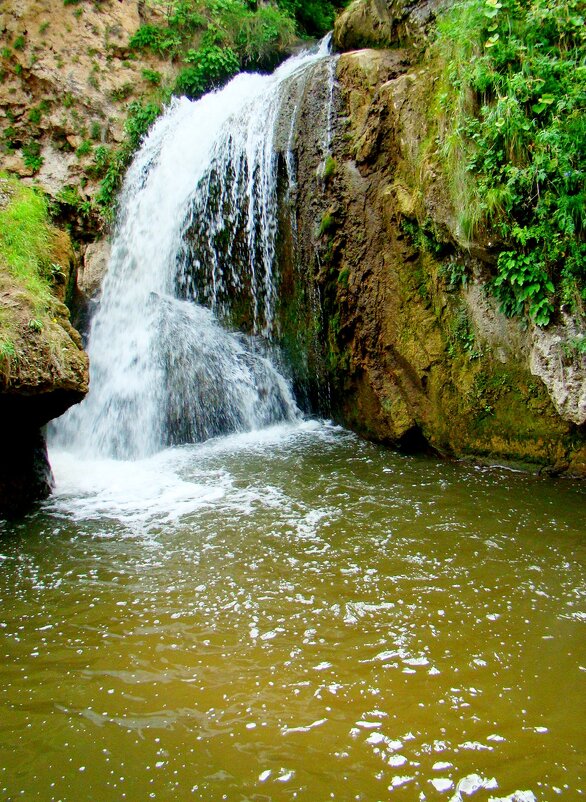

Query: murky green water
[1,422,584,801]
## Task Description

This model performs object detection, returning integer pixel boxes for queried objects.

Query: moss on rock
[0,174,88,517]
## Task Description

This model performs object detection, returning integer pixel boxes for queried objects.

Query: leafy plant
[53,185,95,219]
[96,101,162,217]
[129,23,183,57]
[448,304,481,358]
[276,0,342,36]
[87,145,110,178]
[75,139,93,158]
[90,121,102,141]
[431,0,586,326]
[0,338,16,363]
[225,4,295,67]
[110,83,134,101]
[28,106,42,125]
[439,260,469,290]
[22,141,43,173]
[28,318,43,332]
[142,68,162,86]
[175,42,240,97]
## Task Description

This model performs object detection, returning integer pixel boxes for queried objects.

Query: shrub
[142,68,162,85]
[28,106,42,125]
[88,145,110,178]
[175,43,240,98]
[75,139,92,158]
[110,82,134,101]
[129,24,182,57]
[431,0,586,326]
[90,121,102,141]
[22,141,43,173]
[225,5,295,67]
[275,0,342,36]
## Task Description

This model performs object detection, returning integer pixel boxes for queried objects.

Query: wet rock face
[333,0,443,51]
[287,46,586,475]
[0,425,54,519]
[0,299,88,518]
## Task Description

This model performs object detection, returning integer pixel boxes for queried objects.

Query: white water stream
[53,40,333,459]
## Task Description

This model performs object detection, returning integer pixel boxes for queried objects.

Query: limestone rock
[79,239,111,300]
[0,0,175,201]
[2,152,34,178]
[333,0,443,52]
[530,316,586,425]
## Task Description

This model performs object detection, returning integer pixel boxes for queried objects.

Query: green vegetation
[447,304,481,358]
[439,259,469,289]
[337,266,349,287]
[22,141,43,173]
[110,82,134,101]
[0,175,56,310]
[276,0,340,36]
[28,106,43,125]
[130,2,296,99]
[319,210,336,236]
[129,0,345,99]
[87,145,111,178]
[75,139,93,159]
[90,121,102,140]
[432,0,585,326]
[96,100,162,218]
[91,0,345,219]
[175,39,241,97]
[401,217,446,256]
[142,67,162,85]
[323,154,336,181]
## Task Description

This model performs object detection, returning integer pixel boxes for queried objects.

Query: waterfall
[53,41,333,459]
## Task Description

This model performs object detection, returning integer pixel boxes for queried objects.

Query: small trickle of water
[52,42,334,459]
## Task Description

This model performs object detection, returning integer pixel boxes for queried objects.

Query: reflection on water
[0,422,584,800]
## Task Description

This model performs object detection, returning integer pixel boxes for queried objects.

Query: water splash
[53,42,333,459]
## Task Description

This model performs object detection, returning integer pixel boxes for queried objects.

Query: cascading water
[53,40,334,459]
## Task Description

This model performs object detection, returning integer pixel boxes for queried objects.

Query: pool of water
[0,421,584,801]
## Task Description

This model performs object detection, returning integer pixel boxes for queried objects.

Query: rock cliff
[0,0,169,200]
[285,1,585,474]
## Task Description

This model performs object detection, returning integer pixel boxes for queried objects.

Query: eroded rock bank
[0,178,88,517]
[283,5,585,475]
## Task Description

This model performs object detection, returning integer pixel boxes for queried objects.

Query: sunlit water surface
[0,422,584,801]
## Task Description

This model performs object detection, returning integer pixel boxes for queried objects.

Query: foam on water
[48,420,335,530]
